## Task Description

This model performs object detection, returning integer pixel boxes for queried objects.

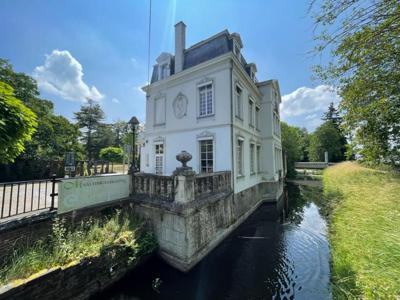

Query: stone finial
[176,150,192,168]
[173,151,195,176]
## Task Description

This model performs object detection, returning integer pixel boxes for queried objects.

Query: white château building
[140,21,283,194]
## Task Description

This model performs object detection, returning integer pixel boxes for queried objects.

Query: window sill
[235,116,243,121]
[153,123,166,128]
[250,172,256,176]
[197,114,215,120]
[236,175,245,179]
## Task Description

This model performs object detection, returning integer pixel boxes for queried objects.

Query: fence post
[50,174,58,211]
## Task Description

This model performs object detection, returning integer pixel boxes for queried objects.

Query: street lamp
[128,116,140,174]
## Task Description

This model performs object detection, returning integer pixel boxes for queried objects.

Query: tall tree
[308,121,345,162]
[311,0,400,166]
[74,99,105,160]
[281,122,303,178]
[112,120,129,147]
[0,82,37,163]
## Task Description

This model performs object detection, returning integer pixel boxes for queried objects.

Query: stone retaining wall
[0,198,132,267]
[0,247,153,300]
[133,180,284,271]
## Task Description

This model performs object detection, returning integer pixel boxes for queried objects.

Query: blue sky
[0,0,340,131]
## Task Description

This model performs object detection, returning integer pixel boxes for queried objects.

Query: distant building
[140,21,283,193]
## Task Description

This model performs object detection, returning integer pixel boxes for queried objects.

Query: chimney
[175,21,186,73]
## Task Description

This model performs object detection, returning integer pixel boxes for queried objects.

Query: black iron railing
[0,175,59,220]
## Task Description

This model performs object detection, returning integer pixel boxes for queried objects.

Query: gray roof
[151,30,251,83]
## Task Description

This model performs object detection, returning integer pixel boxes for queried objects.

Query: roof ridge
[185,29,230,52]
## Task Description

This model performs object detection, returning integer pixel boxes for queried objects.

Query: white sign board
[58,174,129,214]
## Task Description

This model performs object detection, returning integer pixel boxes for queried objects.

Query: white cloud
[111,97,120,103]
[281,85,341,131]
[34,49,104,102]
[305,113,318,120]
[281,85,340,118]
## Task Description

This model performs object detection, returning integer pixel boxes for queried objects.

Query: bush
[99,147,123,163]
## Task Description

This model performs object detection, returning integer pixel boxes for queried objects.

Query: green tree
[311,0,400,166]
[99,147,124,163]
[281,122,302,178]
[0,59,81,160]
[74,99,105,160]
[0,82,37,163]
[112,120,128,147]
[308,121,345,162]
[299,127,310,162]
[92,124,116,159]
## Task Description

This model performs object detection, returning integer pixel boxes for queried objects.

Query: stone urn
[176,150,192,168]
[173,151,195,176]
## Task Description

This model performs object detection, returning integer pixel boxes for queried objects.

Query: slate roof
[151,30,251,84]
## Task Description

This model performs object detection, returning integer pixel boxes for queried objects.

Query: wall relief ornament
[173,92,188,119]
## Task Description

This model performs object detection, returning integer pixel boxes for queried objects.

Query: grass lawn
[323,162,400,299]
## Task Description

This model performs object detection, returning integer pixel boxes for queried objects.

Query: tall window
[155,143,164,175]
[255,107,260,130]
[257,145,261,173]
[154,97,166,125]
[235,85,243,119]
[199,83,213,117]
[236,139,244,176]
[273,112,280,136]
[249,99,254,127]
[199,139,213,173]
[250,143,255,174]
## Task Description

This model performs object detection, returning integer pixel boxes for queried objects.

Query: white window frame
[235,85,243,120]
[160,63,169,79]
[236,137,244,177]
[250,143,255,175]
[249,98,255,127]
[154,97,166,126]
[198,81,214,118]
[154,142,164,175]
[273,112,280,136]
[256,145,261,173]
[199,138,214,173]
[255,106,260,130]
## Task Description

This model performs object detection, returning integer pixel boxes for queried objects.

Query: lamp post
[128,116,140,174]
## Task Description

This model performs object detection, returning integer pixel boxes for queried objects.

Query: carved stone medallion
[173,93,188,119]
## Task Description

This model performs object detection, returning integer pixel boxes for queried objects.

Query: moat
[98,183,331,300]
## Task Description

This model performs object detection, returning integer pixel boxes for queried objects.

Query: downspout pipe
[229,59,235,194]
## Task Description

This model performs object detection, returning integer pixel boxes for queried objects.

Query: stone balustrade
[133,173,175,201]
[132,171,231,202]
[194,171,232,198]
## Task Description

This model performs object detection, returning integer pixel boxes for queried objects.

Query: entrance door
[155,143,164,175]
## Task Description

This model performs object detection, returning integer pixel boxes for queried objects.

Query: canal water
[99,183,331,300]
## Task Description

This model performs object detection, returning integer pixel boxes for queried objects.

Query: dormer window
[156,52,173,81]
[248,63,258,83]
[234,44,240,58]
[231,33,243,60]
[160,63,169,79]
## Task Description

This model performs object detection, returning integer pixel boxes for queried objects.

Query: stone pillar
[173,150,195,203]
[324,151,329,164]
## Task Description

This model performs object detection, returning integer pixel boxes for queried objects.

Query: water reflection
[98,183,331,300]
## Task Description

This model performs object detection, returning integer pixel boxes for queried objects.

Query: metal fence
[0,176,59,220]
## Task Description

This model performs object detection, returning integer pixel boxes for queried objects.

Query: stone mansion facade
[140,21,283,194]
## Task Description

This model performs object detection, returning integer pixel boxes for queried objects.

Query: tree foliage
[281,122,303,178]
[74,99,105,160]
[0,82,37,163]
[309,121,345,162]
[0,59,82,160]
[311,0,400,166]
[99,147,124,163]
